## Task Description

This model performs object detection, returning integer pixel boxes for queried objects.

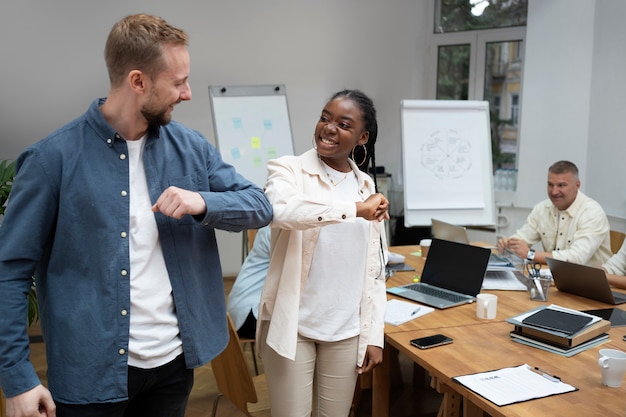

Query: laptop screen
[431,219,470,244]
[421,238,491,296]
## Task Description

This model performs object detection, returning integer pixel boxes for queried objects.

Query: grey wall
[0,0,429,275]
[3,0,626,272]
[497,0,626,241]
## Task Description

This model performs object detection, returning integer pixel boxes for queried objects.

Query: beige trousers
[260,321,359,417]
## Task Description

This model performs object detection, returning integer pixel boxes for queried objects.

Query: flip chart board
[209,84,295,187]
[401,100,495,227]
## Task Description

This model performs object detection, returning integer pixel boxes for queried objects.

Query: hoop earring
[351,144,368,166]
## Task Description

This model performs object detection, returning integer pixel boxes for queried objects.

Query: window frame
[426,25,527,101]
[426,0,526,179]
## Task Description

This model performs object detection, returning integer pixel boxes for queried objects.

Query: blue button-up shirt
[0,98,272,403]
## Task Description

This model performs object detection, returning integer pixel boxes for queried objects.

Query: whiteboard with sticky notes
[209,84,295,188]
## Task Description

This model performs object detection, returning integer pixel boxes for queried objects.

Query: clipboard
[453,364,577,406]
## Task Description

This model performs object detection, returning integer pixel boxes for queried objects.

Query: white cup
[476,293,497,319]
[598,348,626,387]
[420,239,432,258]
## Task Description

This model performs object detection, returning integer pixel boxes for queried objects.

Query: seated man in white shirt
[497,160,611,267]
[227,225,270,339]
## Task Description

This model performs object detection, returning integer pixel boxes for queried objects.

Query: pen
[531,366,560,382]
[411,307,421,316]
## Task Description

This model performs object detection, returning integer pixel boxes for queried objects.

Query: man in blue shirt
[0,14,272,417]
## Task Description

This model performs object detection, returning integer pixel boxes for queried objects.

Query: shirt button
[118,348,126,355]
[121,190,128,197]
[121,269,128,277]
[120,154,126,160]
[342,214,347,219]
[121,310,128,316]
[318,216,323,221]
[121,231,127,238]
[107,138,112,144]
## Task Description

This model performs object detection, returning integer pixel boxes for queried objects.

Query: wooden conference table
[372,245,626,417]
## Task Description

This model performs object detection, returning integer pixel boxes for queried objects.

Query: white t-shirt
[126,137,183,368]
[298,164,368,342]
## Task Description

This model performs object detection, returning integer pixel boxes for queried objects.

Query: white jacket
[258,148,387,366]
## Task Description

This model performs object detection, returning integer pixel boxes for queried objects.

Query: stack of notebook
[506,305,611,357]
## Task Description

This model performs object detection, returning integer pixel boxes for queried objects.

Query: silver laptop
[387,238,491,309]
[431,218,470,244]
[546,257,626,305]
[431,218,513,269]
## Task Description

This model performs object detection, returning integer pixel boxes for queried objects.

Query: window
[435,0,527,33]
[429,0,527,180]
[510,93,519,126]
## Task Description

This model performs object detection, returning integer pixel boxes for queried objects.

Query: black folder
[521,308,593,335]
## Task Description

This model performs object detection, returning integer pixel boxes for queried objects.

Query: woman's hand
[357,345,383,374]
[356,193,390,222]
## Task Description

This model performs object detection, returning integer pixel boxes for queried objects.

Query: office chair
[210,314,270,417]
[610,230,626,254]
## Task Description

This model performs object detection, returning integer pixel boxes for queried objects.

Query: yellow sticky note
[251,136,261,149]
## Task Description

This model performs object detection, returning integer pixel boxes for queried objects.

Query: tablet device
[522,308,593,335]
[582,308,626,327]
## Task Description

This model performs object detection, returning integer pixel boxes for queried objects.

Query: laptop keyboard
[613,292,626,303]
[404,283,468,303]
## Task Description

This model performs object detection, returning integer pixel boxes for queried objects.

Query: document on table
[384,299,434,326]
[452,364,577,406]
[482,270,528,291]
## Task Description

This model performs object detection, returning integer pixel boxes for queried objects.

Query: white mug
[476,293,497,319]
[598,348,626,388]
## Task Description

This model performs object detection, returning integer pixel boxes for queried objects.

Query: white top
[603,240,626,275]
[126,137,182,368]
[512,191,611,266]
[298,166,368,341]
[259,148,388,366]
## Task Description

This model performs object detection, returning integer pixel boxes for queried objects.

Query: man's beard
[141,104,171,126]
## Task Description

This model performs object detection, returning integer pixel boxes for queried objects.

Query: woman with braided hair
[258,89,389,416]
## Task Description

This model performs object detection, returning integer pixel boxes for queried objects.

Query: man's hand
[503,237,532,259]
[356,345,383,375]
[151,186,206,219]
[6,385,56,417]
[356,193,390,222]
[496,236,510,253]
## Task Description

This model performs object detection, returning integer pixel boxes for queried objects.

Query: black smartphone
[410,334,453,349]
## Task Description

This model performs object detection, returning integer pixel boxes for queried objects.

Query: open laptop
[431,218,514,269]
[431,218,470,244]
[546,257,626,305]
[387,238,491,309]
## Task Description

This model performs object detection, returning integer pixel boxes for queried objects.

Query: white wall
[497,0,626,242]
[3,1,626,272]
[0,0,429,275]
[587,0,626,227]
